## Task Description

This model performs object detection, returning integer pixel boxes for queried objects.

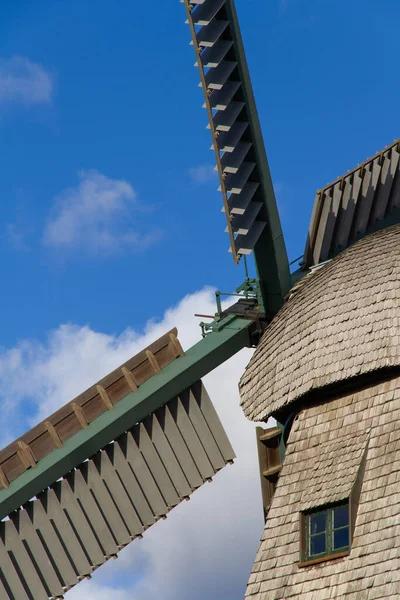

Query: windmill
[1,1,400,599]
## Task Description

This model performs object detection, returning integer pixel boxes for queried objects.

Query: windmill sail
[0,330,235,599]
[182,0,291,315]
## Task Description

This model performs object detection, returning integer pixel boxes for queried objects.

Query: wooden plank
[0,574,11,600]
[66,469,118,558]
[80,395,106,424]
[183,389,226,471]
[71,402,89,429]
[108,440,154,528]
[38,488,92,578]
[331,174,356,252]
[258,427,281,442]
[145,414,192,500]
[351,159,381,238]
[10,508,65,598]
[192,382,235,462]
[173,397,215,481]
[103,375,131,405]
[54,478,105,568]
[23,499,78,589]
[1,518,49,600]
[0,534,31,600]
[319,182,343,262]
[135,423,180,509]
[387,147,400,210]
[169,333,185,357]
[82,459,131,547]
[256,426,274,520]
[311,188,332,265]
[124,431,168,518]
[369,152,394,224]
[95,450,143,537]
[161,405,203,490]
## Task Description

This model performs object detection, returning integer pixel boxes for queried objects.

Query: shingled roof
[239,224,400,421]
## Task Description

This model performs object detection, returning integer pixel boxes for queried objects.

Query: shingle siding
[245,377,400,600]
[239,224,400,422]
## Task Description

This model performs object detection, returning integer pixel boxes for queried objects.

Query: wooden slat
[124,431,168,519]
[262,464,282,478]
[0,466,10,489]
[169,333,185,357]
[81,460,131,548]
[11,507,65,598]
[39,488,93,578]
[161,404,204,490]
[136,424,180,509]
[0,534,34,599]
[259,427,281,442]
[192,382,235,463]
[1,519,50,600]
[108,440,155,528]
[66,469,118,558]
[17,441,36,469]
[145,414,192,500]
[121,367,138,392]
[71,402,89,429]
[23,500,78,589]
[173,397,215,481]
[45,421,63,449]
[184,390,226,471]
[96,385,114,411]
[96,450,143,537]
[54,478,105,569]
[145,350,162,375]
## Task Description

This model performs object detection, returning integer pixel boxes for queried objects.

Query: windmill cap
[239,223,400,422]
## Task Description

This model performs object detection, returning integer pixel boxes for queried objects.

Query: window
[303,502,350,563]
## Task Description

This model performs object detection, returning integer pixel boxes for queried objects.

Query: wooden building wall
[245,376,400,599]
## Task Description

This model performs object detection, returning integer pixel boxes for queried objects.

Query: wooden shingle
[245,377,400,599]
[240,224,400,422]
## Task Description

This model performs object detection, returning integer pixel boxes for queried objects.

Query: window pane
[334,527,349,550]
[334,506,349,529]
[310,533,326,556]
[310,512,326,534]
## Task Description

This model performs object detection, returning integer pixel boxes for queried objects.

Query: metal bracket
[199,275,269,346]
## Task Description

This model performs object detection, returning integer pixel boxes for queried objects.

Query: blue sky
[1,0,399,346]
[1,0,400,598]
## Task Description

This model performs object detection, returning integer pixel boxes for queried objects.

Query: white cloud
[0,56,53,105]
[188,164,218,184]
[0,288,265,599]
[43,170,160,254]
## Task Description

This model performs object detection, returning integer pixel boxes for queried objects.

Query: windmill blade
[304,138,400,268]
[182,0,291,315]
[0,382,234,599]
[0,313,264,598]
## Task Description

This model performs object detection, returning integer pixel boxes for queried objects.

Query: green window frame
[304,502,350,561]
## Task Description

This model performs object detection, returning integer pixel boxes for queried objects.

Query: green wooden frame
[303,502,350,562]
[0,314,252,521]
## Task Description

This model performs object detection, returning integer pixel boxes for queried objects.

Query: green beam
[225,0,292,314]
[0,315,251,521]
